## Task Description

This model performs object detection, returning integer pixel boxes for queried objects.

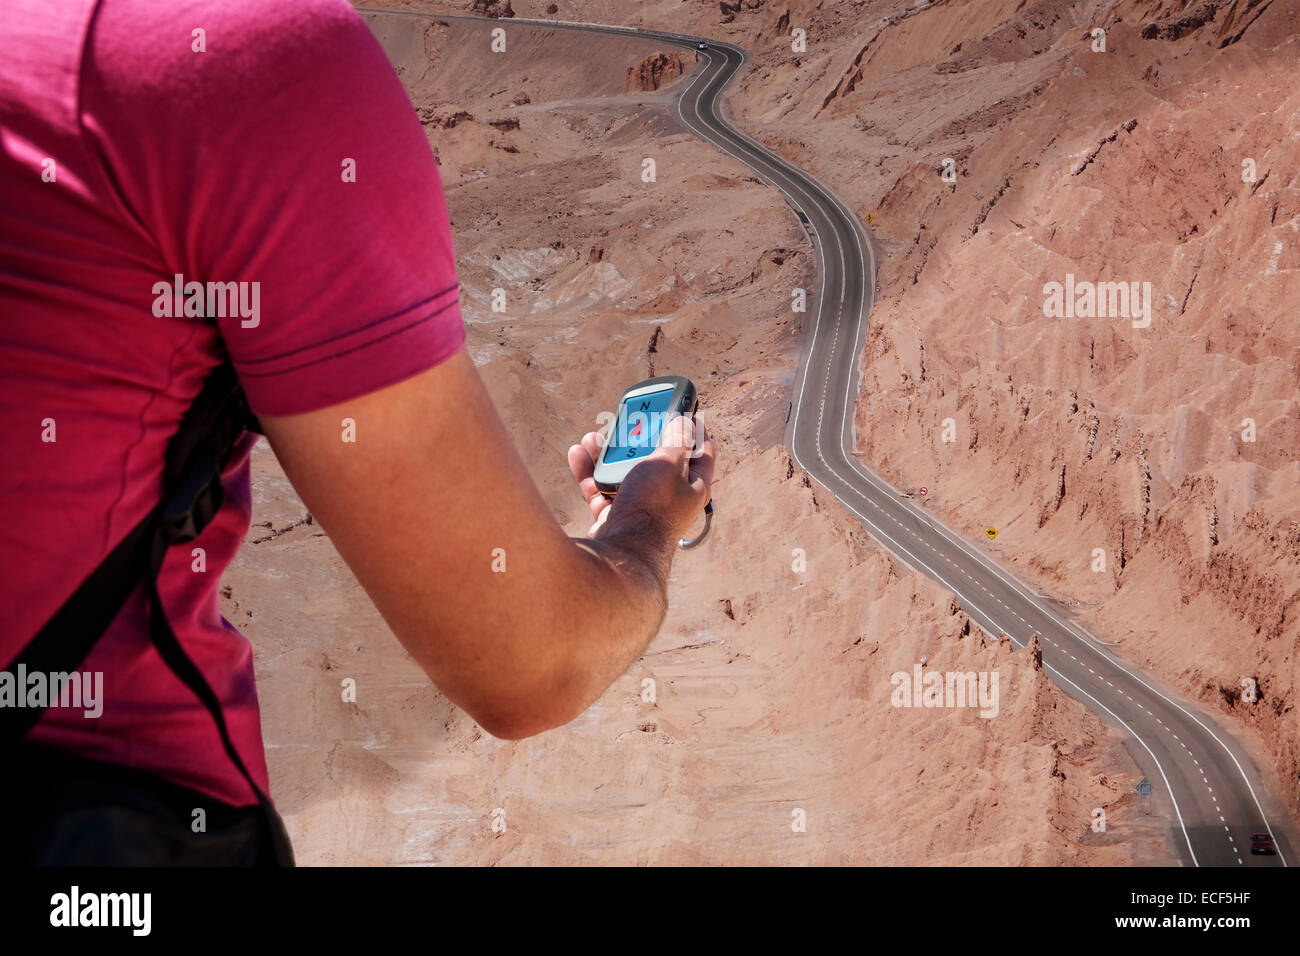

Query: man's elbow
[476,713,554,741]
[472,702,577,741]
[464,674,593,741]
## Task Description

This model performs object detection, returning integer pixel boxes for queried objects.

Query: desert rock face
[698,0,1300,819]
[217,0,1300,863]
[470,0,515,18]
[626,51,688,92]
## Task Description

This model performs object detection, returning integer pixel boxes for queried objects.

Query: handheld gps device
[592,375,713,549]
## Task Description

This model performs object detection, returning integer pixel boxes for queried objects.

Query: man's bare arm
[257,346,714,739]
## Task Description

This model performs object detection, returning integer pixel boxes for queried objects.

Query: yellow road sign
[865,213,874,224]
[985,527,999,540]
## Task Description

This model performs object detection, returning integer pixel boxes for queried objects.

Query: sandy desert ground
[220,0,1298,864]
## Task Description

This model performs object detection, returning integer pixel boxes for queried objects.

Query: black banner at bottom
[3,863,1295,943]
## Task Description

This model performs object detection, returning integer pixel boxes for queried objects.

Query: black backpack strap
[144,526,294,865]
[0,501,161,741]
[2,357,293,866]
[0,357,245,743]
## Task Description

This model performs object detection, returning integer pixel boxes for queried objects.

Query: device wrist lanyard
[679,499,714,549]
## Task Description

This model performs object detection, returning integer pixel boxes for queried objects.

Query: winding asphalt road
[363,7,1293,867]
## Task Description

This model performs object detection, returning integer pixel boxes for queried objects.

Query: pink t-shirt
[0,0,465,805]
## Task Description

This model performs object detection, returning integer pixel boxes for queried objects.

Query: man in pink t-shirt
[0,0,713,864]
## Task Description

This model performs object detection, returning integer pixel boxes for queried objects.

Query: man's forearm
[589,501,678,597]
[559,504,679,710]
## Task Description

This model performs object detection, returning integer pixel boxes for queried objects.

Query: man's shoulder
[89,0,376,88]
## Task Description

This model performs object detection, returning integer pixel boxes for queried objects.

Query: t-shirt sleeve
[80,0,465,416]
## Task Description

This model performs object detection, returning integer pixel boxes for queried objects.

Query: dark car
[1250,832,1276,855]
[697,41,708,50]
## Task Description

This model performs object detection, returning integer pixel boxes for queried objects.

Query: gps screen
[604,386,676,464]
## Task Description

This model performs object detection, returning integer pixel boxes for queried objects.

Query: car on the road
[697,41,708,50]
[1250,832,1276,855]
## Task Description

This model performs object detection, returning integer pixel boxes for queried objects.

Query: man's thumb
[657,413,696,458]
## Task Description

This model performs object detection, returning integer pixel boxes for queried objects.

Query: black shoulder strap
[2,358,293,865]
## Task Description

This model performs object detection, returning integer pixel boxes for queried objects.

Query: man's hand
[567,416,713,540]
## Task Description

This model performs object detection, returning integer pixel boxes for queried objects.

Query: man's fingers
[691,419,710,464]
[570,432,614,523]
[587,502,612,537]
[689,437,716,491]
[568,432,605,483]
[580,479,610,520]
[568,442,593,483]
